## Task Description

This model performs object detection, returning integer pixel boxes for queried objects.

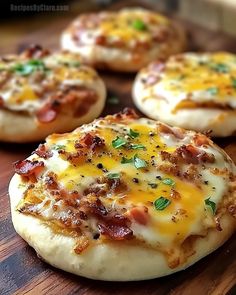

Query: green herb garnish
[107,96,120,105]
[154,197,171,210]
[12,59,47,76]
[130,144,145,150]
[121,156,133,164]
[162,178,175,186]
[205,197,216,214]
[206,87,218,95]
[132,19,147,31]
[52,144,66,151]
[211,63,229,73]
[112,137,127,149]
[128,129,139,139]
[133,154,147,169]
[232,77,236,89]
[107,173,120,179]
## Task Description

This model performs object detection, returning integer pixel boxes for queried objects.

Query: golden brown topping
[14,159,44,182]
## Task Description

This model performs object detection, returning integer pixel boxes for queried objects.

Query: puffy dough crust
[61,9,186,72]
[0,80,105,143]
[133,78,236,137]
[9,174,235,281]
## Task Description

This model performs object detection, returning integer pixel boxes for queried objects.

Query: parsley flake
[130,144,146,150]
[107,96,120,105]
[154,197,171,210]
[128,129,139,138]
[132,19,147,31]
[162,178,175,186]
[121,156,133,164]
[52,144,66,151]
[211,63,229,73]
[107,173,120,179]
[112,137,127,149]
[207,87,218,95]
[12,59,48,76]
[205,197,216,214]
[133,154,147,169]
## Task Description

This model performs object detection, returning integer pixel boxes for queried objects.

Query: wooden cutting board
[0,2,236,294]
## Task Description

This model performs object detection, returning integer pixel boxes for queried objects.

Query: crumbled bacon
[34,144,52,159]
[14,159,44,182]
[158,123,184,139]
[170,189,181,200]
[176,145,215,164]
[95,35,107,45]
[36,105,57,123]
[98,222,133,240]
[129,206,149,225]
[193,134,210,147]
[22,44,50,59]
[80,133,105,151]
[0,96,4,108]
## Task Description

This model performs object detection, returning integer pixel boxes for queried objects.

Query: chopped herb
[112,136,127,149]
[107,96,119,105]
[130,144,145,150]
[12,59,48,76]
[132,19,147,31]
[205,197,216,214]
[133,154,147,169]
[162,178,175,186]
[232,77,236,89]
[148,183,158,189]
[121,156,133,164]
[52,144,66,150]
[207,87,218,95]
[128,129,139,138]
[107,173,120,179]
[154,197,171,210]
[59,60,81,67]
[211,63,229,73]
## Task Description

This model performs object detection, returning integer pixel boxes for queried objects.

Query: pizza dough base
[0,80,106,143]
[9,174,235,281]
[61,25,186,72]
[133,78,236,137]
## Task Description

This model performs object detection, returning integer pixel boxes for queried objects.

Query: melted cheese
[0,51,99,112]
[143,52,236,111]
[17,117,235,251]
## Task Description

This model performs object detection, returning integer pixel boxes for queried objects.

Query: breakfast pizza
[0,45,106,142]
[61,8,186,72]
[9,109,236,281]
[133,52,236,137]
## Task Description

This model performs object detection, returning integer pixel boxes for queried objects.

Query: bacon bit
[158,163,181,177]
[129,207,149,225]
[193,134,210,147]
[22,44,50,59]
[80,133,105,151]
[87,199,108,217]
[66,150,86,166]
[36,105,57,123]
[0,96,4,108]
[14,159,44,177]
[215,217,222,231]
[34,144,52,159]
[45,172,59,190]
[98,223,133,240]
[228,204,236,218]
[95,35,107,45]
[176,145,215,164]
[74,236,89,254]
[158,123,184,139]
[170,189,181,200]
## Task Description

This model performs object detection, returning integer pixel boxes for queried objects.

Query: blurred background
[1,0,236,55]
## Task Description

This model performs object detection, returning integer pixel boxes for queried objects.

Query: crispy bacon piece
[98,222,133,240]
[193,134,210,147]
[158,123,184,139]
[176,145,215,164]
[22,44,50,59]
[36,105,57,123]
[129,206,149,225]
[79,133,105,151]
[0,96,4,108]
[34,144,52,159]
[14,159,44,182]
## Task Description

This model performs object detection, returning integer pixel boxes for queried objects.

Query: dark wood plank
[0,1,235,294]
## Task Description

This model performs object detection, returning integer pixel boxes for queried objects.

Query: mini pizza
[0,45,106,142]
[9,109,236,281]
[133,52,236,137]
[61,8,186,72]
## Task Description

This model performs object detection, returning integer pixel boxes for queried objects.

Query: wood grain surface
[0,1,236,294]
